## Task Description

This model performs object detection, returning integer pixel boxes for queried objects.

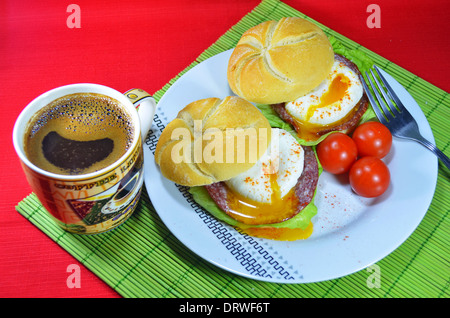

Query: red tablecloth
[1,0,449,298]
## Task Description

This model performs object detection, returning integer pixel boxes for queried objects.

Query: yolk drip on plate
[288,73,357,141]
[225,173,299,225]
[240,222,313,241]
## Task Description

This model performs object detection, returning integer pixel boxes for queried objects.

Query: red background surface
[1,0,449,298]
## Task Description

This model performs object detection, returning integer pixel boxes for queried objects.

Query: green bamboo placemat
[16,0,449,298]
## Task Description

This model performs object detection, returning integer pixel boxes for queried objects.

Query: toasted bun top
[154,96,271,186]
[227,17,334,104]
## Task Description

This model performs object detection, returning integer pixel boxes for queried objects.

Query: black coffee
[24,93,134,175]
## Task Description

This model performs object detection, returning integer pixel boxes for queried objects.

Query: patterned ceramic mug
[13,84,156,234]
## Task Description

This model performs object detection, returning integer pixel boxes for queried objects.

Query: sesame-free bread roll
[227,17,334,104]
[154,96,271,186]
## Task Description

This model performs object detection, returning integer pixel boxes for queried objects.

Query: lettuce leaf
[329,36,374,74]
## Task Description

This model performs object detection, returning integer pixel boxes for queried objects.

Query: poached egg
[223,128,305,226]
[284,57,363,141]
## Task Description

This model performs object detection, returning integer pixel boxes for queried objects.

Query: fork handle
[414,136,450,169]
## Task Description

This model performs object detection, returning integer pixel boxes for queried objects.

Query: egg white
[285,59,363,125]
[225,128,304,203]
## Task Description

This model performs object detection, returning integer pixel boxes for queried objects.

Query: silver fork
[360,65,450,169]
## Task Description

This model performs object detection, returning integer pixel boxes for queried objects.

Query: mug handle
[124,88,157,141]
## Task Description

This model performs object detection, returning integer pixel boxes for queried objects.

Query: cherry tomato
[352,121,392,158]
[349,156,390,198]
[317,133,358,174]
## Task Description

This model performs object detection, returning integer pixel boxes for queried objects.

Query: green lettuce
[329,36,374,74]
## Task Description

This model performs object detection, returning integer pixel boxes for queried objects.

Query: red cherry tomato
[349,157,390,198]
[352,121,392,158]
[317,133,358,174]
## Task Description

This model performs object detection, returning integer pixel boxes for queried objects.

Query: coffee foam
[24,93,135,175]
[27,93,133,142]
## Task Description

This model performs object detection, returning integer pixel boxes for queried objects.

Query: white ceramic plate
[142,50,438,284]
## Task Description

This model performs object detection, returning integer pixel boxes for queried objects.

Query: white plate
[142,50,438,283]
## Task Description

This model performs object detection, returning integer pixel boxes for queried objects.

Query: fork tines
[360,65,409,125]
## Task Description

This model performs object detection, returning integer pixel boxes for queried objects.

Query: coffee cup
[13,83,156,234]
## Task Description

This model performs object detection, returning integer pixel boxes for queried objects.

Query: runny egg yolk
[305,74,349,121]
[225,172,299,225]
[288,73,358,141]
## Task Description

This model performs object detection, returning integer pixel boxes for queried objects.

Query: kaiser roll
[154,96,271,186]
[227,17,334,104]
